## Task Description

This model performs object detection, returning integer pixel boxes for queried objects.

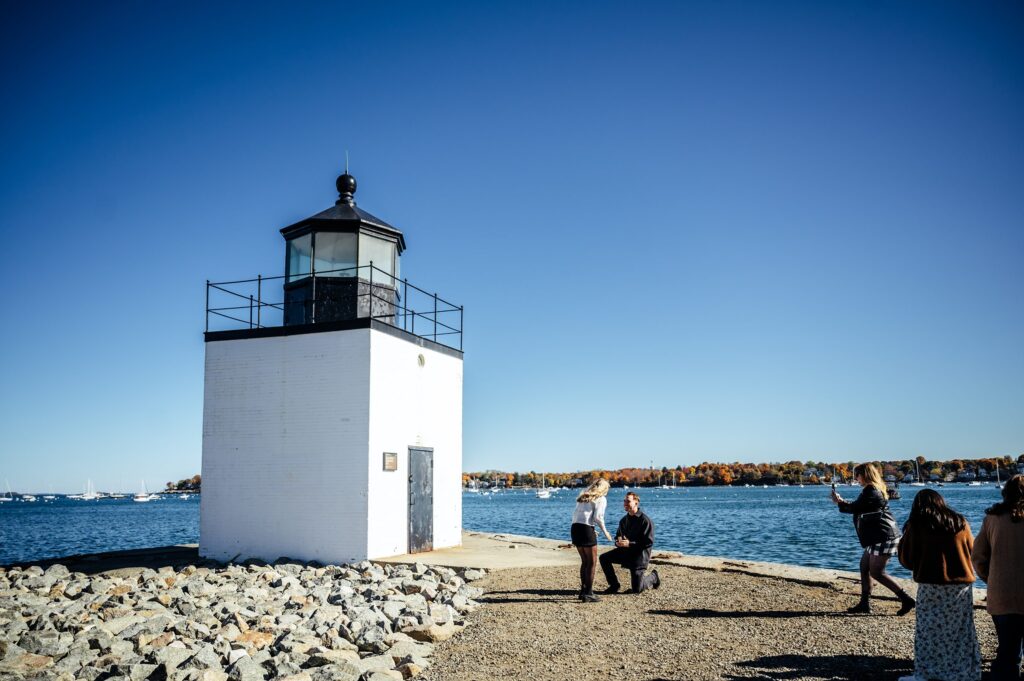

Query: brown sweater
[972,513,1024,616]
[897,521,975,585]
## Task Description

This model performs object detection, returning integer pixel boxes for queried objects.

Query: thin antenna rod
[345,150,349,174]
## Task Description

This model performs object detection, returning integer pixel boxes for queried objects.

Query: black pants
[599,547,657,592]
[992,614,1024,681]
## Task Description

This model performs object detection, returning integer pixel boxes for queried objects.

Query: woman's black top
[838,485,898,548]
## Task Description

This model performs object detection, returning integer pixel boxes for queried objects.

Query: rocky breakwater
[0,560,486,681]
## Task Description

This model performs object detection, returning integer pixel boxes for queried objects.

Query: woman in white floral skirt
[898,489,981,681]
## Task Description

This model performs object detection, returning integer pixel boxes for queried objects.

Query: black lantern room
[280,172,406,326]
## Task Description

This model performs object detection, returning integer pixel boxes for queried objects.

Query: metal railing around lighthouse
[205,264,463,352]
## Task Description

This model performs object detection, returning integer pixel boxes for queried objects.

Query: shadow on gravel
[479,587,579,603]
[717,654,911,680]
[650,608,840,619]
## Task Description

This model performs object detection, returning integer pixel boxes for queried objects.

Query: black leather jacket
[838,485,898,548]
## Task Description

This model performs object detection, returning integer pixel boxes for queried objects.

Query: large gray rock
[354,627,389,654]
[151,644,192,671]
[197,669,229,681]
[2,618,29,643]
[100,615,146,637]
[44,565,71,580]
[308,662,361,681]
[127,662,159,680]
[53,645,99,673]
[1,641,26,660]
[384,641,433,663]
[363,671,404,681]
[18,629,72,657]
[229,654,266,681]
[350,654,394,674]
[304,649,360,666]
[0,651,54,675]
[268,656,304,677]
[184,643,222,670]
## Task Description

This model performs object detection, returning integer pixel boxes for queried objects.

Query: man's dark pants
[992,614,1024,681]
[599,547,657,592]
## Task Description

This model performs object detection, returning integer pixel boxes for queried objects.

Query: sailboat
[134,480,154,502]
[910,460,926,487]
[536,474,551,499]
[996,465,1003,490]
[0,481,12,502]
[79,479,98,500]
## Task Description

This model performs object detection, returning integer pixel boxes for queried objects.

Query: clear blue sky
[1,1,1022,492]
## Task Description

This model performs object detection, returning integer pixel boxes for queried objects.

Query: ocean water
[0,485,1005,580]
[0,495,200,566]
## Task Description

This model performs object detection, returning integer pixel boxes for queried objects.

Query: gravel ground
[421,564,998,681]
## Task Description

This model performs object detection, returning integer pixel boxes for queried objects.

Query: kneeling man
[599,491,660,593]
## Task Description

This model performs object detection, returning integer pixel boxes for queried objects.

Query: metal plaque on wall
[383,452,398,471]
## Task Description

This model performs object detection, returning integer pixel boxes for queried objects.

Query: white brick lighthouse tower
[199,170,464,565]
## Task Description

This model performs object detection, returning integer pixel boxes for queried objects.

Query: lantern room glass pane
[314,232,357,277]
[358,234,396,283]
[286,234,312,283]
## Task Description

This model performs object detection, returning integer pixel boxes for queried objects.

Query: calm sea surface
[0,485,1005,580]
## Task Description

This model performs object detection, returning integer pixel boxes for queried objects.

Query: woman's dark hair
[986,474,1024,522]
[907,489,966,534]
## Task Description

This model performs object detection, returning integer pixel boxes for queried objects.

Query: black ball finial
[336,172,357,205]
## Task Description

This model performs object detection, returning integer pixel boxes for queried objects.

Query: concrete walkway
[377,531,580,569]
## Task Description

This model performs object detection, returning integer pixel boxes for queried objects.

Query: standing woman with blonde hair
[571,478,614,602]
[831,462,916,614]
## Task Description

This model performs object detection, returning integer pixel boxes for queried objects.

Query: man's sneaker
[601,585,620,595]
[582,593,600,603]
[897,597,916,616]
[651,569,661,590]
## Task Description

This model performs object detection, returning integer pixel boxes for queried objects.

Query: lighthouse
[199,170,464,565]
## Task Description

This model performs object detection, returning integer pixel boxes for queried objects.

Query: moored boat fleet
[0,478,197,503]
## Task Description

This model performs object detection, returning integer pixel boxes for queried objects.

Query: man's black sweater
[614,511,655,569]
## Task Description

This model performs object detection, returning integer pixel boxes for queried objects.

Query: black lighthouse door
[408,447,434,553]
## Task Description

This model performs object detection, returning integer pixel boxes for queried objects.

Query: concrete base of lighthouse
[199,321,463,565]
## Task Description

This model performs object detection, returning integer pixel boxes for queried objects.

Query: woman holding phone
[831,462,916,615]
[571,478,614,602]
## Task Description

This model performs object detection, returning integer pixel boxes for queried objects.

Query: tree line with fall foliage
[165,475,201,492]
[465,454,1024,489]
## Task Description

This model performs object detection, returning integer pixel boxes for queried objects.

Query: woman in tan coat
[897,489,980,681]
[973,474,1024,681]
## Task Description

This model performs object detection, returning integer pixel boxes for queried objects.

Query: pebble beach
[422,563,998,681]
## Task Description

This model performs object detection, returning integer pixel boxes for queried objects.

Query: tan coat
[972,512,1024,616]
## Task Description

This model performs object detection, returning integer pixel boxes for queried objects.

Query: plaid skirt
[865,536,900,556]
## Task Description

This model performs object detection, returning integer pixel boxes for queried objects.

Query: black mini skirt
[571,522,597,547]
